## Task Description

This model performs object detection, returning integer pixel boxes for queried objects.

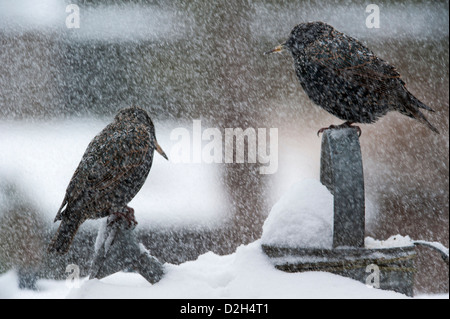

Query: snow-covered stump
[89,215,164,284]
[262,128,417,297]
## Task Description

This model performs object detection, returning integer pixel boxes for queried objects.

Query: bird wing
[86,124,151,191]
[306,33,404,92]
[59,123,150,217]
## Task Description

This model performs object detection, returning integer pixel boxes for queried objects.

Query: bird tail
[48,217,84,255]
[400,92,440,134]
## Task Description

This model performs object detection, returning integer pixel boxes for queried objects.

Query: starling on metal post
[48,106,168,254]
[266,21,439,135]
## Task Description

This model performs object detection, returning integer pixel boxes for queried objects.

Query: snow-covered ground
[0,240,447,299]
[1,177,448,299]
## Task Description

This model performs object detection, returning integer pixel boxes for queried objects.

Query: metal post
[320,128,365,248]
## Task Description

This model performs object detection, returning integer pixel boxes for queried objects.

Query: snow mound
[261,179,333,249]
[365,235,414,249]
[0,270,69,299]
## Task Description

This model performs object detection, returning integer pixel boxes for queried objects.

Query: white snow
[365,235,414,249]
[364,235,450,259]
[0,240,426,299]
[412,240,449,257]
[0,270,69,299]
[261,179,334,249]
[94,218,109,254]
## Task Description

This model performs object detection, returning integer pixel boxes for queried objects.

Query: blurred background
[0,0,448,294]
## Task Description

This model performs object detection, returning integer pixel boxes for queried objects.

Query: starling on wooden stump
[48,107,168,254]
[266,21,439,135]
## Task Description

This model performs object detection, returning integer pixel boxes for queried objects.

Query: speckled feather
[49,107,160,254]
[279,22,439,133]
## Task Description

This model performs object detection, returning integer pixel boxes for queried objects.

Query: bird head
[116,106,168,160]
[265,21,334,55]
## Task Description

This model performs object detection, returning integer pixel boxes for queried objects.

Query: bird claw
[317,125,336,137]
[110,207,138,229]
[317,122,362,137]
[355,126,362,137]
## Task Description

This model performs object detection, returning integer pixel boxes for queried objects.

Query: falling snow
[0,0,448,298]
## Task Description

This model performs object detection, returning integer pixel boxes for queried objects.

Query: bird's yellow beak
[155,142,168,160]
[264,44,285,55]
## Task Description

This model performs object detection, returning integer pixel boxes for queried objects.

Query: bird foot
[317,122,362,137]
[110,207,138,228]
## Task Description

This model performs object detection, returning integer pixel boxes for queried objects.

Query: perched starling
[48,107,168,254]
[266,21,439,135]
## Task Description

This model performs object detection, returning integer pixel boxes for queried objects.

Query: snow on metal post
[320,128,365,248]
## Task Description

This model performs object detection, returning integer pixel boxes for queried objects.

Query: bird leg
[317,121,362,137]
[111,206,138,228]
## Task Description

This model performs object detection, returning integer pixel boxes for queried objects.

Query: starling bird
[48,107,168,254]
[266,21,439,135]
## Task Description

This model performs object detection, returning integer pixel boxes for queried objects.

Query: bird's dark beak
[155,141,168,160]
[264,43,286,55]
